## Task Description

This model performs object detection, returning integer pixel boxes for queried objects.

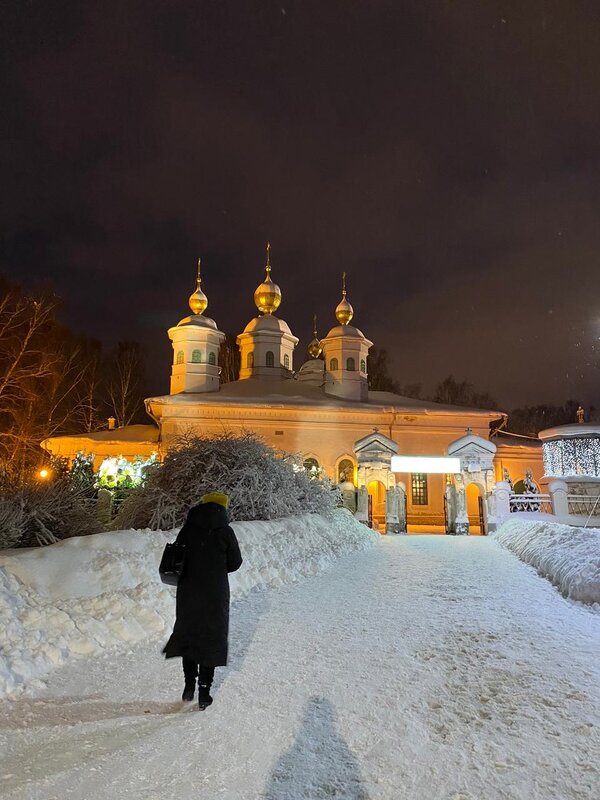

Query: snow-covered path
[1,536,599,800]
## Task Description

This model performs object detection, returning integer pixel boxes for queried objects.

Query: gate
[368,493,373,528]
[478,495,487,536]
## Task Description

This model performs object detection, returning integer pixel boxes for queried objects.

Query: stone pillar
[385,487,400,534]
[355,486,369,525]
[398,484,407,534]
[340,481,357,514]
[455,478,469,535]
[486,492,497,533]
[495,480,511,521]
[549,479,569,517]
[96,487,113,529]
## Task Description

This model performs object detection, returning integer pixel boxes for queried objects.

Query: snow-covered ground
[0,510,376,696]
[494,519,600,603]
[1,535,598,800]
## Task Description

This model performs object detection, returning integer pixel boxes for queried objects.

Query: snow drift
[494,519,600,604]
[0,509,377,697]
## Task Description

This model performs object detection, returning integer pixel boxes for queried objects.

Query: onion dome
[189,258,208,315]
[335,272,354,325]
[308,314,323,358]
[254,242,282,315]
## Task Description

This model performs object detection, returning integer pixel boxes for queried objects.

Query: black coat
[162,502,242,667]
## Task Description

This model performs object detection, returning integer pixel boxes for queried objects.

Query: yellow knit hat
[200,492,230,508]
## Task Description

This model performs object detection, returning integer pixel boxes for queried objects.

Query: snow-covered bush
[494,519,600,603]
[0,477,101,550]
[114,432,341,531]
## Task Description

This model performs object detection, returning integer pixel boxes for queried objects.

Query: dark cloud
[2,0,599,408]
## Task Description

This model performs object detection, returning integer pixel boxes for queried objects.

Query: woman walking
[163,492,242,709]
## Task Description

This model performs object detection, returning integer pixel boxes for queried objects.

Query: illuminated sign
[391,456,461,474]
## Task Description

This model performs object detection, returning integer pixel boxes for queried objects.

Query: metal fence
[567,494,600,517]
[509,493,552,514]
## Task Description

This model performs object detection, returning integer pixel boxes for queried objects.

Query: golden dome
[189,258,208,315]
[308,314,322,358]
[254,242,282,315]
[335,272,354,325]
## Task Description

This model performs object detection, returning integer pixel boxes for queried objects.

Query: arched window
[303,457,320,478]
[284,353,290,369]
[330,358,338,372]
[360,359,366,373]
[208,351,216,365]
[338,458,355,484]
[247,352,254,368]
[176,351,184,365]
[266,350,275,367]
[191,349,202,363]
[346,357,356,371]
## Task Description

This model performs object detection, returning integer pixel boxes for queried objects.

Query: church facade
[43,246,544,532]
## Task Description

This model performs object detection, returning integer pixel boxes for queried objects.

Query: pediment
[353,430,399,457]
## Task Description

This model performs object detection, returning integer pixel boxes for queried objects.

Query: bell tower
[168,259,226,394]
[237,243,298,380]
[320,273,372,402]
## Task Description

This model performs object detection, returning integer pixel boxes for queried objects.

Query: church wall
[494,444,545,489]
[155,401,498,528]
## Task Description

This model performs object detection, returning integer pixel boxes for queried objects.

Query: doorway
[466,483,485,535]
[367,480,386,529]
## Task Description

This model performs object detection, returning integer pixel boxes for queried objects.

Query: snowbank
[494,519,600,604]
[0,509,377,697]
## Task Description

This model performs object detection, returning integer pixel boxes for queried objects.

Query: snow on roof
[539,423,600,440]
[46,424,159,444]
[147,379,501,417]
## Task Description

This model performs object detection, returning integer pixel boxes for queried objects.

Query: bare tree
[433,375,498,410]
[219,334,240,384]
[0,280,107,483]
[106,341,146,428]
[0,284,62,481]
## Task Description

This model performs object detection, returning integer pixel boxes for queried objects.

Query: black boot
[182,658,197,702]
[197,665,215,710]
[197,682,213,710]
[182,681,195,702]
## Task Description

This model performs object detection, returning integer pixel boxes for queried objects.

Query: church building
[43,246,544,532]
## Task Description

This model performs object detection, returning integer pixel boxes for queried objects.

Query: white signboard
[391,456,461,474]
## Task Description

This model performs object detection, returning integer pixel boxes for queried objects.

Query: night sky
[2,0,599,410]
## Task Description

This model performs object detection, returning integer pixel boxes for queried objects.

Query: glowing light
[543,438,600,478]
[391,456,461,474]
[38,468,49,479]
[95,453,158,490]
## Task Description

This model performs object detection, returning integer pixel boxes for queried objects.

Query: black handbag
[159,541,186,586]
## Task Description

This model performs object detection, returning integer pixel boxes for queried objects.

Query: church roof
[241,315,293,335]
[45,424,160,444]
[147,379,501,417]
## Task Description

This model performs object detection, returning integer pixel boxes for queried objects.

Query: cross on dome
[308,313,323,358]
[188,257,208,315]
[335,271,354,325]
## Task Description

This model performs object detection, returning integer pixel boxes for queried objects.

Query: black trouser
[182,657,215,686]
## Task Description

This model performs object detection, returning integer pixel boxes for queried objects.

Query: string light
[543,437,600,478]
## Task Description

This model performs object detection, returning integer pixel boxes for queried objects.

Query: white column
[495,480,511,522]
[549,479,569,517]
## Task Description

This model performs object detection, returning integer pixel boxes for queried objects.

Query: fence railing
[567,495,600,516]
[509,493,552,514]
